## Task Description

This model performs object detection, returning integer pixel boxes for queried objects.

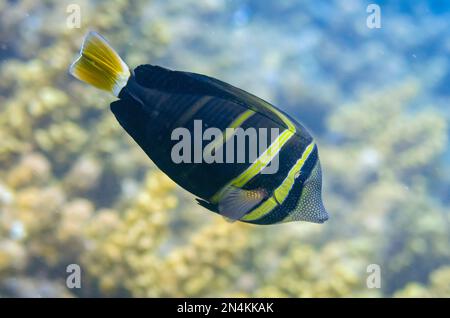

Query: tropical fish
[69,31,328,225]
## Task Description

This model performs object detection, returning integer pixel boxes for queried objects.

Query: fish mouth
[316,210,329,224]
[317,215,329,224]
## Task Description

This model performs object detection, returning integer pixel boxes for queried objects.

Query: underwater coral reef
[0,0,449,297]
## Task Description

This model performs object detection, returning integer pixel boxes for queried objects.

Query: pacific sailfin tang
[69,31,329,225]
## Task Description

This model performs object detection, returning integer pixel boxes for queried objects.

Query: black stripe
[170,96,214,129]
[244,145,318,225]
[244,129,313,195]
[171,101,251,197]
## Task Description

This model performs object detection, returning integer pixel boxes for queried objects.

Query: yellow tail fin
[69,31,130,96]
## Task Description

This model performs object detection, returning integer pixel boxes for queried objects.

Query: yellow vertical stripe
[210,104,297,204]
[210,128,294,203]
[203,109,255,156]
[228,129,293,187]
[241,142,315,221]
[229,110,255,129]
[270,108,295,131]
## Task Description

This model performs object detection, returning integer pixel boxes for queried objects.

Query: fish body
[69,31,328,225]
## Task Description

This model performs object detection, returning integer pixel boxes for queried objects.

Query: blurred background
[0,0,449,297]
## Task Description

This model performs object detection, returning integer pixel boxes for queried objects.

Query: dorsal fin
[132,65,296,133]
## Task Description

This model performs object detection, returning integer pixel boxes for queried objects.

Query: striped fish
[69,31,328,225]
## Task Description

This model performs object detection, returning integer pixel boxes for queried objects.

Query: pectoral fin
[217,187,268,221]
